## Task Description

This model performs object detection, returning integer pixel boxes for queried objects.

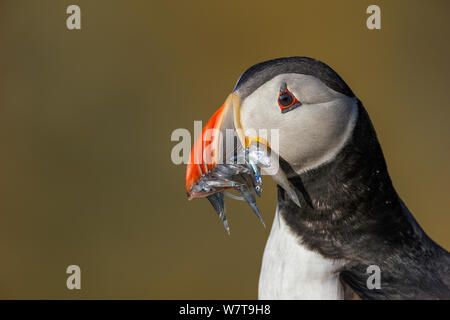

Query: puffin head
[186,57,359,200]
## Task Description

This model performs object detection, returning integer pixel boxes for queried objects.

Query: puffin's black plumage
[235,57,450,299]
[234,57,355,98]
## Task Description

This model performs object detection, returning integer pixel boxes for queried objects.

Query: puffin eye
[277,86,302,113]
[278,92,294,107]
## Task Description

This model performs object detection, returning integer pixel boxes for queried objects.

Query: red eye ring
[278,88,300,111]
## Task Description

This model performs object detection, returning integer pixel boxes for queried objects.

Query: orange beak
[185,93,246,199]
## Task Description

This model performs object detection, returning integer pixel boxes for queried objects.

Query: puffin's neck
[259,102,384,300]
[259,102,447,299]
[278,101,413,262]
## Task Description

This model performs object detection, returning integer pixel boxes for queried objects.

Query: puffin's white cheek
[240,96,358,173]
[240,100,280,137]
[277,101,358,172]
[278,113,340,167]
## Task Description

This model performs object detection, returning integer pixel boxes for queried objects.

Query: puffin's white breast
[258,206,345,300]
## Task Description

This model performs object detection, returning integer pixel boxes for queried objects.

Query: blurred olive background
[0,0,449,299]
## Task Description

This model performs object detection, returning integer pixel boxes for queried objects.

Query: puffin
[185,57,450,300]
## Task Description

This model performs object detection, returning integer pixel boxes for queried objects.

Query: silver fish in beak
[185,93,300,234]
